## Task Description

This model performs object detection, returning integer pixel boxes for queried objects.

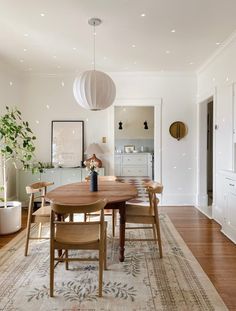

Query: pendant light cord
[93,22,96,71]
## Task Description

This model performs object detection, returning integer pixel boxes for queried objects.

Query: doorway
[207,101,213,206]
[107,98,162,183]
[114,106,154,178]
[197,96,214,217]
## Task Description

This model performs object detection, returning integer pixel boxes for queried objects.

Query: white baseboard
[161,194,195,206]
[194,204,212,219]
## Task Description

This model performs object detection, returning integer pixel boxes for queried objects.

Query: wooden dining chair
[24,181,54,256]
[125,181,163,258]
[49,199,107,297]
[85,175,118,237]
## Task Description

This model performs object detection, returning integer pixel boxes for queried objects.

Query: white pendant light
[73,18,116,111]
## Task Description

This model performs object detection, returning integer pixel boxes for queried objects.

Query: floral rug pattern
[0,214,228,311]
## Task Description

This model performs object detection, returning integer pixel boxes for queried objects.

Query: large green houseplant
[0,106,42,234]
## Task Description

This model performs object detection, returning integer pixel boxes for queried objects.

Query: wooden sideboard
[16,167,104,206]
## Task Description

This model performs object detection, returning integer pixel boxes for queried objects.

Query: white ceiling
[0,0,236,73]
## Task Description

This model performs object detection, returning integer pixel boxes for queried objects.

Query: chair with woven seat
[49,199,107,297]
[24,181,54,256]
[125,181,163,258]
[85,175,118,237]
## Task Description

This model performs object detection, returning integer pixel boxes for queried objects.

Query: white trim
[196,92,216,219]
[195,204,213,219]
[197,30,236,74]
[161,194,195,206]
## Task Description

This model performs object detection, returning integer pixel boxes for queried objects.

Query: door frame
[107,98,163,183]
[196,93,216,218]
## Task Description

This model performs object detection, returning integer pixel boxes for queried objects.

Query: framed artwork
[124,145,135,153]
[51,120,84,167]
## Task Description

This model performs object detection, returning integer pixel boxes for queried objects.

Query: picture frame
[124,145,135,153]
[51,120,84,167]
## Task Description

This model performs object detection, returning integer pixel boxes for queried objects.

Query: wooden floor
[0,205,236,310]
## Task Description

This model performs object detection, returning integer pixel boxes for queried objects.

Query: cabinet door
[17,170,41,204]
[123,154,147,165]
[225,185,236,243]
[122,166,148,176]
[40,169,60,191]
[60,168,81,185]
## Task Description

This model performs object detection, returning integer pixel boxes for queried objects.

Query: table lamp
[85,143,103,168]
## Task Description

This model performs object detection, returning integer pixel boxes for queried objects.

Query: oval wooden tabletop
[46,181,138,205]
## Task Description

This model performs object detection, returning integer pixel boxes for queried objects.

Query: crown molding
[197,30,236,74]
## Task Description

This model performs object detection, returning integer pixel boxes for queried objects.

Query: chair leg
[112,210,116,237]
[24,222,31,256]
[65,250,69,270]
[38,223,42,238]
[155,219,163,258]
[84,213,87,222]
[152,224,157,240]
[50,247,55,297]
[104,228,107,270]
[98,247,104,297]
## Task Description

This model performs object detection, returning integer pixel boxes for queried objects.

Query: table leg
[119,202,126,262]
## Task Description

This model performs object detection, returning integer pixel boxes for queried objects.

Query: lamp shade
[85,143,103,155]
[73,70,116,111]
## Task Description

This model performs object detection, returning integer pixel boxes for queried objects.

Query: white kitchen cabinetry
[17,167,104,206]
[221,174,236,243]
[115,153,152,178]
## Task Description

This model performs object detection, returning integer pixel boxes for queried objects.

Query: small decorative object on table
[84,160,99,192]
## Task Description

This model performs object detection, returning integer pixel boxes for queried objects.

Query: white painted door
[214,84,234,224]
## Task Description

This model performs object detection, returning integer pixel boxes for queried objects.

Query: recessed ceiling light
[40,13,45,17]
[9,81,13,86]
[61,81,65,87]
[140,13,146,17]
[166,50,170,54]
[20,59,24,63]
[36,120,40,124]
[46,105,50,109]
[24,33,29,37]
[131,44,136,48]
[23,48,27,52]
[53,55,57,59]
[72,47,77,51]
[171,29,176,33]
[189,62,194,65]
[216,42,221,45]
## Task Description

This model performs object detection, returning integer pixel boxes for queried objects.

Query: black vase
[90,171,98,192]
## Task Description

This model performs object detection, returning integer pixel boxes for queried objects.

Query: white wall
[19,71,197,205]
[115,106,154,139]
[0,62,23,199]
[197,35,236,221]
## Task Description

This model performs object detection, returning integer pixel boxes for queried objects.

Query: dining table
[46,180,138,262]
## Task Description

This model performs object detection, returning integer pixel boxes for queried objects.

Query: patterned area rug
[117,177,151,204]
[0,215,228,311]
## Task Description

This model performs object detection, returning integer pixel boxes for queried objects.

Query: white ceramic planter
[0,201,22,235]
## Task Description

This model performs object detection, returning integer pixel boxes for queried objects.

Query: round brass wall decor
[169,121,187,140]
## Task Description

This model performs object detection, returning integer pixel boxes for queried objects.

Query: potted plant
[0,106,42,234]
